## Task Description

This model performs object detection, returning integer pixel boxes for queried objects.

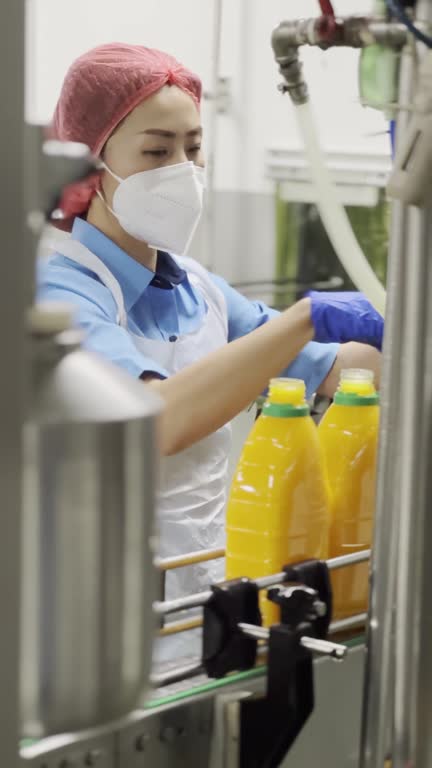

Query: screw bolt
[85,749,103,766]
[135,732,151,752]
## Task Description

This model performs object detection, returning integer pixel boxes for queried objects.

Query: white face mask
[99,160,205,255]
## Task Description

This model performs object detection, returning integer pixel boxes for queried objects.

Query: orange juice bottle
[225,378,329,626]
[318,369,379,620]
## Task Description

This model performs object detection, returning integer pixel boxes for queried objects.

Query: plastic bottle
[318,369,380,620]
[225,378,329,626]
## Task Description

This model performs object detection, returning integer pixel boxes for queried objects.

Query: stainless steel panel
[359,202,406,768]
[360,40,413,768]
[281,646,365,767]
[361,5,432,766]
[21,338,162,737]
[416,209,432,762]
[21,638,365,767]
[216,646,365,768]
[401,13,432,768]
[0,0,27,765]
[393,206,429,768]
[116,700,213,768]
[20,730,116,768]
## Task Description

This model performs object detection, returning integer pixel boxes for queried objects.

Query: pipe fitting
[276,49,309,105]
[272,16,407,54]
[271,24,309,105]
[271,15,407,106]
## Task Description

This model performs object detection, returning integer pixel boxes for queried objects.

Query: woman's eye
[143,149,168,157]
[188,145,202,155]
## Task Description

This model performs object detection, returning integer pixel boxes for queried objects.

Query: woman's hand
[307,291,384,350]
[149,294,383,455]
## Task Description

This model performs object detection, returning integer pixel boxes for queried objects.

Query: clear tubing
[294,101,386,315]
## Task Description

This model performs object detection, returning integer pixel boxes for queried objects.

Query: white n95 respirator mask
[99,160,205,255]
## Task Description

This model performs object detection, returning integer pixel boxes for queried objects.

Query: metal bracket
[239,624,314,768]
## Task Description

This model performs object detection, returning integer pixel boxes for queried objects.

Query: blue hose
[389,119,396,159]
[385,0,432,49]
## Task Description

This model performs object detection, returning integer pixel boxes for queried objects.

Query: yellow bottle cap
[265,378,309,417]
[335,369,379,405]
[339,369,376,395]
[268,378,306,405]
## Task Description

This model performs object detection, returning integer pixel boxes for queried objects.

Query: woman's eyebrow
[139,127,202,137]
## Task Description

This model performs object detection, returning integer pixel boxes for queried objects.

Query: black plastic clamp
[202,578,261,678]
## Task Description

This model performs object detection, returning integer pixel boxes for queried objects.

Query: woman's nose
[171,146,189,165]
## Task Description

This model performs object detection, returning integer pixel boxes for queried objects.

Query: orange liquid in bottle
[226,378,329,626]
[319,369,379,620]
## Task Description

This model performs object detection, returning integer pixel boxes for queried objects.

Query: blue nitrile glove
[307,291,384,350]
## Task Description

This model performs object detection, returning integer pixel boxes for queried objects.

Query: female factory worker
[40,43,382,656]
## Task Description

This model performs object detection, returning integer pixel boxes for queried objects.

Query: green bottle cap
[263,402,310,418]
[334,391,380,406]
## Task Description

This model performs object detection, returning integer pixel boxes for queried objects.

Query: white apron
[51,239,231,661]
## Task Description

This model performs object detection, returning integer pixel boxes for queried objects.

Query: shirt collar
[71,218,187,310]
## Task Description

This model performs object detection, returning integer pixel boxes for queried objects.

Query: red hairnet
[51,43,202,229]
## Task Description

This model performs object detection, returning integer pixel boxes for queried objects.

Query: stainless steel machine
[21,299,161,737]
[2,0,163,755]
[2,0,432,766]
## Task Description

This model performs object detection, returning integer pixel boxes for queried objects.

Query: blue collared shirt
[38,218,338,397]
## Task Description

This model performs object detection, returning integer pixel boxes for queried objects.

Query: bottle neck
[266,378,309,416]
[334,391,379,406]
[336,369,378,405]
[263,402,309,418]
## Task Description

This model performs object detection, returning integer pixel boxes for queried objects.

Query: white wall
[26,0,388,194]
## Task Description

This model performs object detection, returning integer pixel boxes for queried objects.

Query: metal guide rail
[20,638,366,768]
[20,645,366,768]
[154,546,370,618]
[20,548,369,767]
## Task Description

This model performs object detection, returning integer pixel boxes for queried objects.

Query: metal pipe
[272,17,407,53]
[154,590,212,617]
[360,14,432,763]
[157,609,367,639]
[150,632,353,691]
[395,10,432,768]
[415,193,432,768]
[300,636,347,661]
[149,615,366,688]
[150,661,205,689]
[156,547,225,572]
[154,549,371,617]
[150,614,368,688]
[255,550,371,591]
[359,41,414,768]
[329,613,368,634]
[392,204,429,768]
[327,550,371,571]
[0,0,26,764]
[238,624,347,660]
[159,618,203,637]
[150,647,269,690]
